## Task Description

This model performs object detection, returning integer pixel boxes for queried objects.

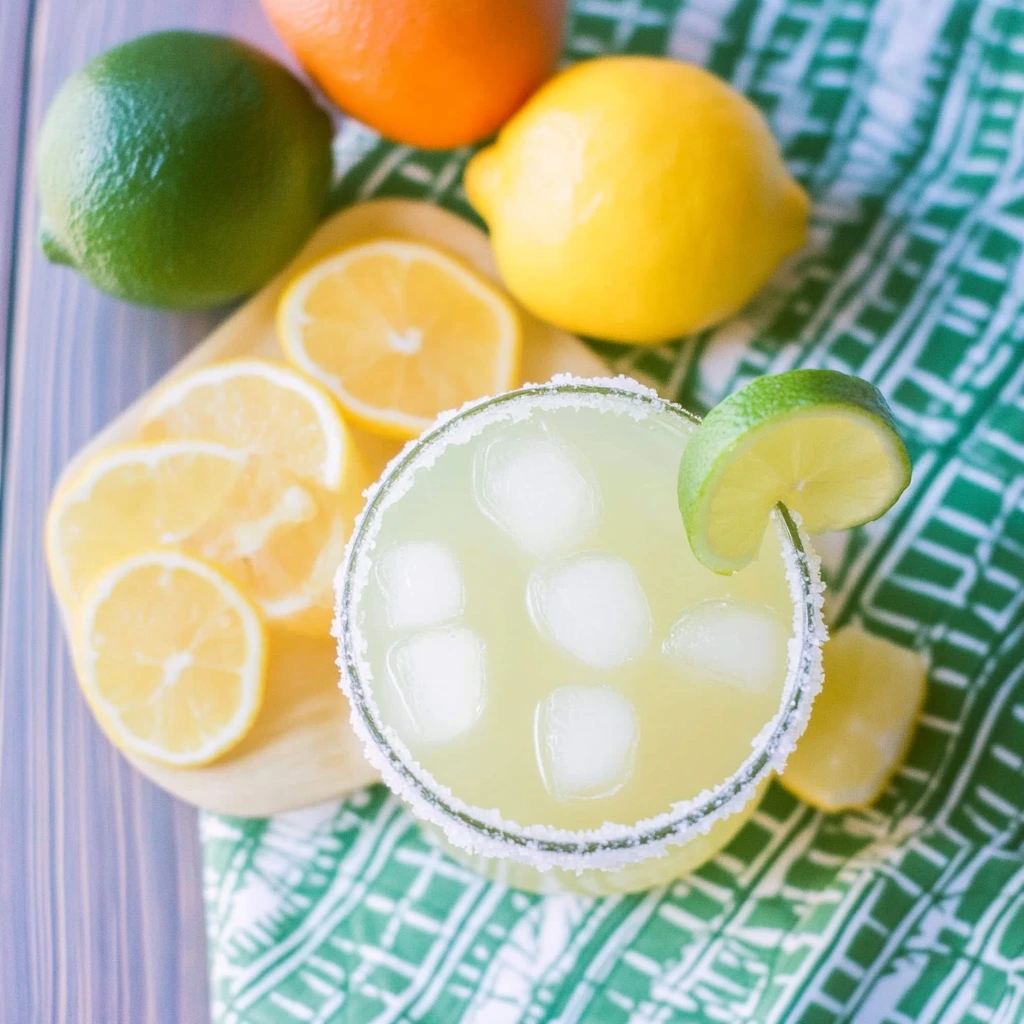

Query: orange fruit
[259,0,567,149]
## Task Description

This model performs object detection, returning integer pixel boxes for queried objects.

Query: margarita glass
[336,377,824,894]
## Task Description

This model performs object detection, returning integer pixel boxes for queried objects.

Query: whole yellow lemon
[465,56,809,345]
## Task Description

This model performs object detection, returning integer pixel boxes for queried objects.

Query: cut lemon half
[678,369,912,573]
[76,549,266,766]
[139,357,350,491]
[47,440,247,605]
[781,624,927,812]
[277,238,521,438]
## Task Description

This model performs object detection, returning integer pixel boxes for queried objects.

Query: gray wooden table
[0,2,297,1021]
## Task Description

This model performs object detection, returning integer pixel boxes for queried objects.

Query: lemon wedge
[782,624,927,812]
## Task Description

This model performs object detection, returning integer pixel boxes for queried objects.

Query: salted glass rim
[335,376,826,873]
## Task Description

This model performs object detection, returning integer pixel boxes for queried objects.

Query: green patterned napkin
[202,1,1024,1020]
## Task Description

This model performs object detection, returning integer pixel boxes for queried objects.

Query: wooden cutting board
[50,199,609,817]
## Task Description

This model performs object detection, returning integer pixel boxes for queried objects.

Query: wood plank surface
[0,0,32,475]
[0,2,297,1021]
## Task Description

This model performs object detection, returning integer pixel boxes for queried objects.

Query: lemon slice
[47,440,356,633]
[678,369,912,573]
[139,359,368,632]
[76,549,266,766]
[277,238,521,438]
[186,455,350,634]
[47,440,247,605]
[781,625,927,811]
[140,357,350,491]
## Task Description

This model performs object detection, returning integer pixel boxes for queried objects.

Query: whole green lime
[37,31,333,309]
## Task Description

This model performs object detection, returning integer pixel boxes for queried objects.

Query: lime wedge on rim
[678,369,911,574]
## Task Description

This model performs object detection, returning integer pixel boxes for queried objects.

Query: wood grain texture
[0,2,294,1021]
[0,0,32,477]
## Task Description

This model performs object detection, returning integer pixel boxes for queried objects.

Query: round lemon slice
[277,238,521,438]
[781,625,927,811]
[140,357,350,491]
[46,440,247,605]
[47,439,354,634]
[138,358,369,633]
[76,549,267,767]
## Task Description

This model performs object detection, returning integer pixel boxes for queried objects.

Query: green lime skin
[37,31,333,310]
[678,369,912,572]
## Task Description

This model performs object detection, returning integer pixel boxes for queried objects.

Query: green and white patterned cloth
[201,1,1024,1020]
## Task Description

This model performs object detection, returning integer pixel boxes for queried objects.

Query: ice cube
[535,685,639,801]
[474,430,600,558]
[662,599,787,691]
[387,626,486,744]
[528,553,652,669]
[376,541,464,631]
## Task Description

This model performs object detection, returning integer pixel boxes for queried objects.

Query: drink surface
[355,390,795,833]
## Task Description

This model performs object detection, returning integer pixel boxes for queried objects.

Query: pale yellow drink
[338,378,823,894]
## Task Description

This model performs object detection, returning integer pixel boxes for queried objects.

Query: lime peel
[678,369,911,574]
